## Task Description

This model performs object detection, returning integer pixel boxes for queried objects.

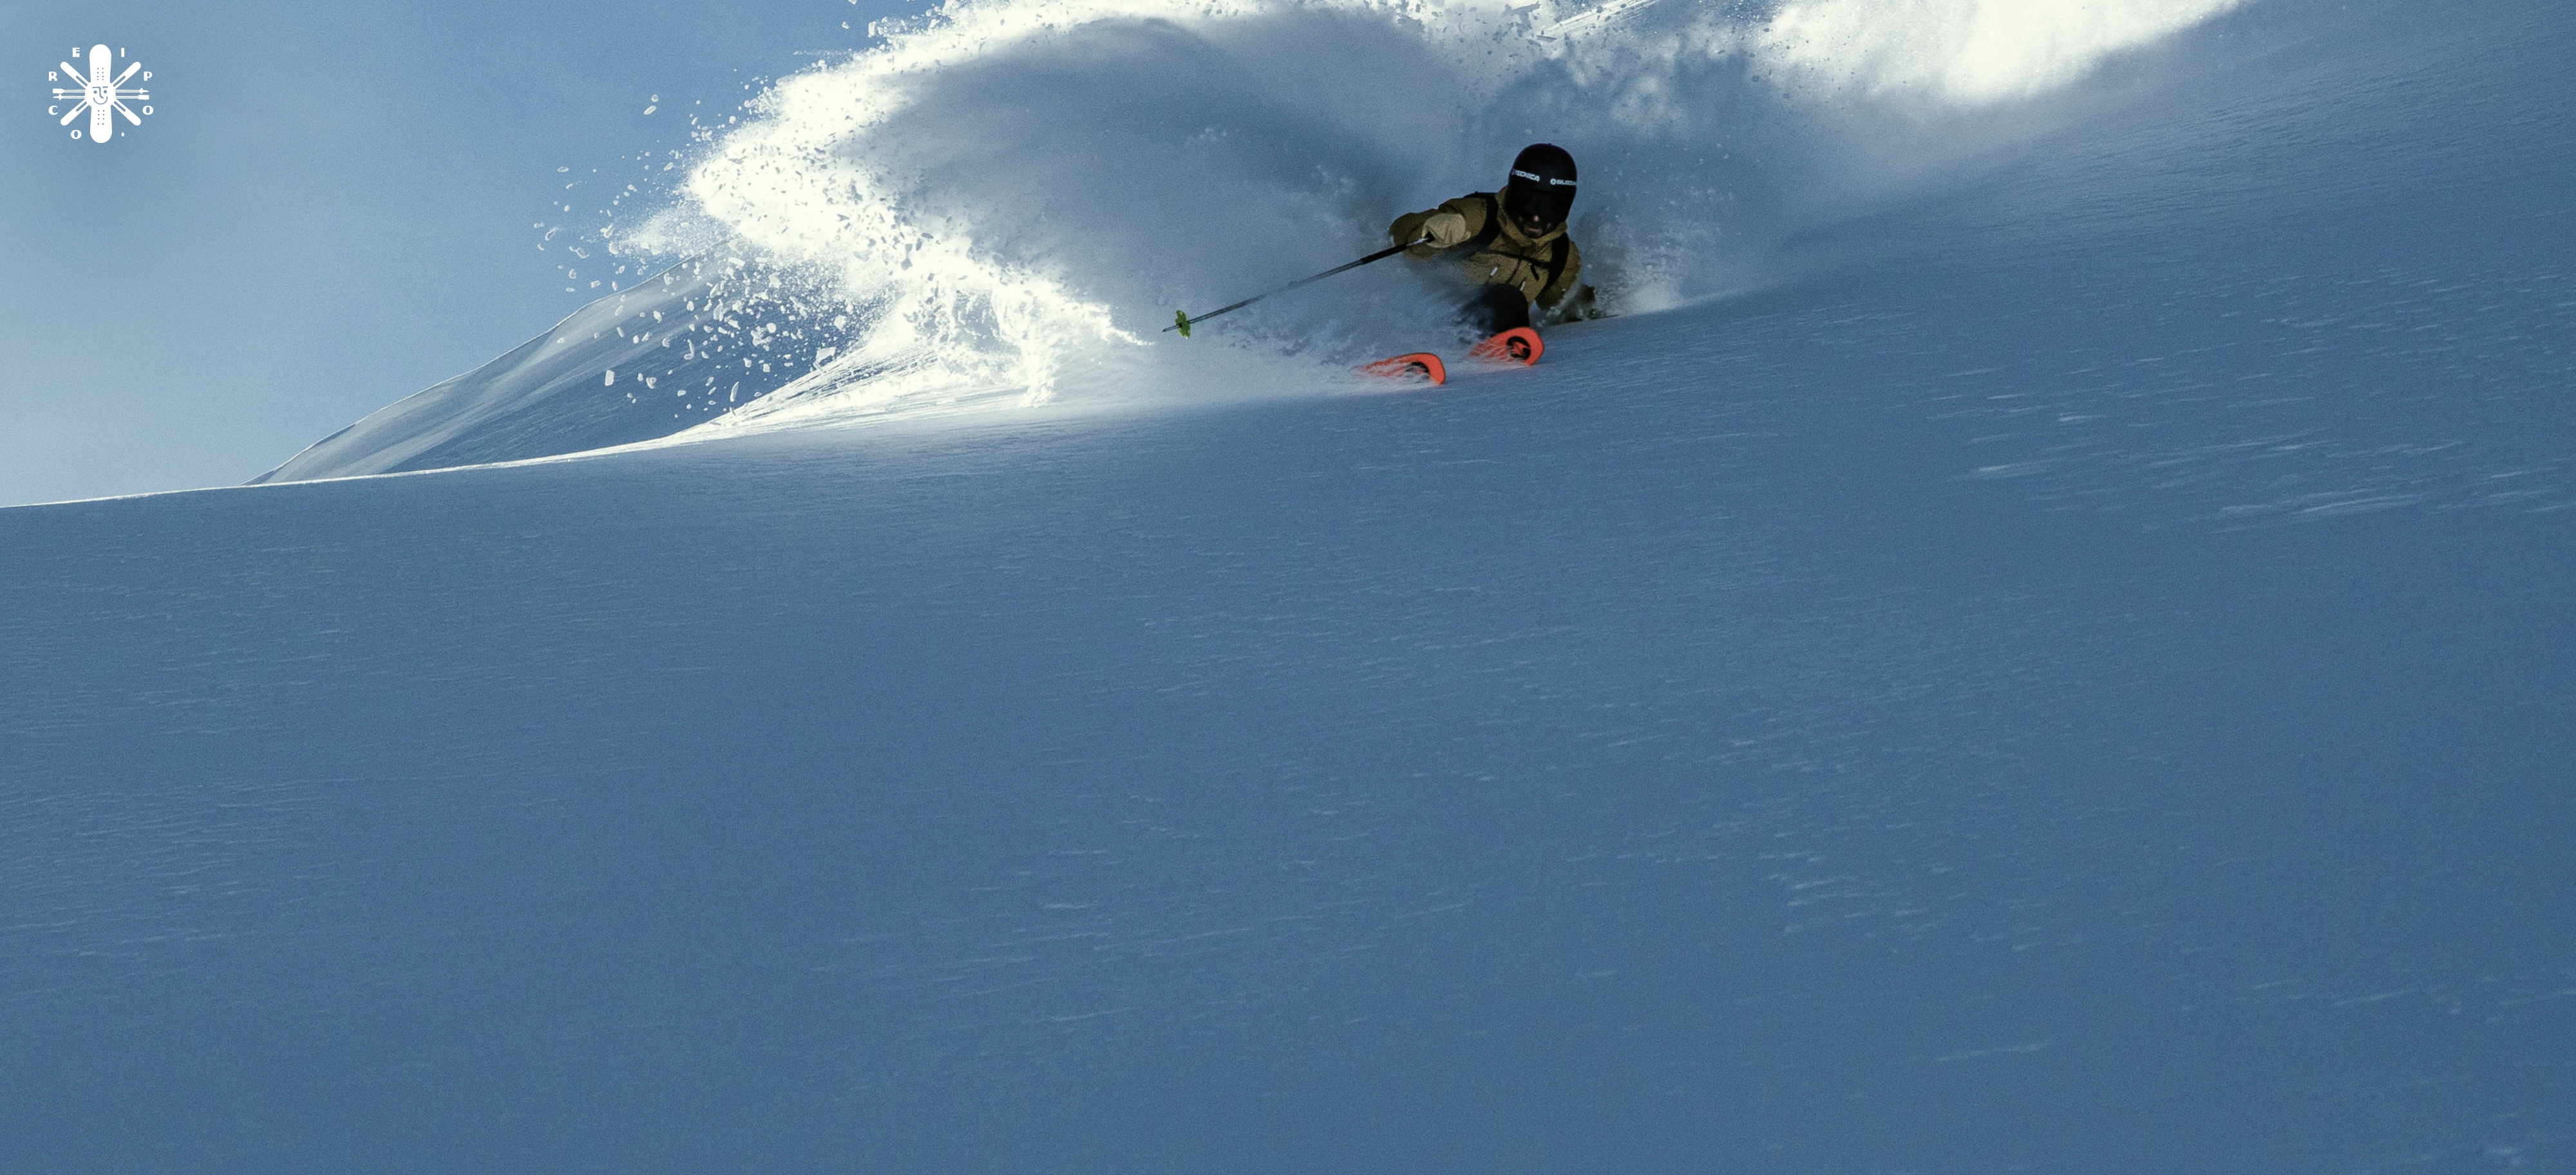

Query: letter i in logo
[51,44,151,143]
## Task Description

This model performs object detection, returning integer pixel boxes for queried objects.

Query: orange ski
[1466,326,1544,366]
[1356,352,1447,384]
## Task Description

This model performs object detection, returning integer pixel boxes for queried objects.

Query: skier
[1166,142,1586,382]
[1388,143,1585,340]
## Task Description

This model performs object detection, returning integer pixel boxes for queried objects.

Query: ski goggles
[1504,173,1576,226]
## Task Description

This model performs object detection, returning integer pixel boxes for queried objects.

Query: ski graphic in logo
[50,44,151,144]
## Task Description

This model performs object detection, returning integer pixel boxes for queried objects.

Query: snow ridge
[261,0,2252,482]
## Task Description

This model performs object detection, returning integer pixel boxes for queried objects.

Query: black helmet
[1502,143,1577,234]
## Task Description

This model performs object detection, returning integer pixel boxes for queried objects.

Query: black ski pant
[1456,283,1533,335]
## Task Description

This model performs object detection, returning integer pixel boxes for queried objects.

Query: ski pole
[1167,236,1434,337]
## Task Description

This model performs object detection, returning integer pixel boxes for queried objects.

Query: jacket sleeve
[1390,209,1433,252]
[1392,195,1491,256]
[1536,238,1583,308]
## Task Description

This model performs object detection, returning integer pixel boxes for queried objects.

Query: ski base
[1357,352,1447,384]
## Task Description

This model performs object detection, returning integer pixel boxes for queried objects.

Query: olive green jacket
[1389,192,1584,310]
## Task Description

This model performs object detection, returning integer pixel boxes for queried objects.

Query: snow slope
[9,0,2576,1171]
[261,0,2278,481]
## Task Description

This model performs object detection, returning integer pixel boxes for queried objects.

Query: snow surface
[9,0,2576,1170]
[256,0,2295,481]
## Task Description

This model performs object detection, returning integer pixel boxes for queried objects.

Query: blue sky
[2,0,920,506]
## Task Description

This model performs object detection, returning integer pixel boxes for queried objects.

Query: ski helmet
[1502,143,1577,234]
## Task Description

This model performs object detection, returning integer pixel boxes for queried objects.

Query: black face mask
[1504,180,1574,234]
